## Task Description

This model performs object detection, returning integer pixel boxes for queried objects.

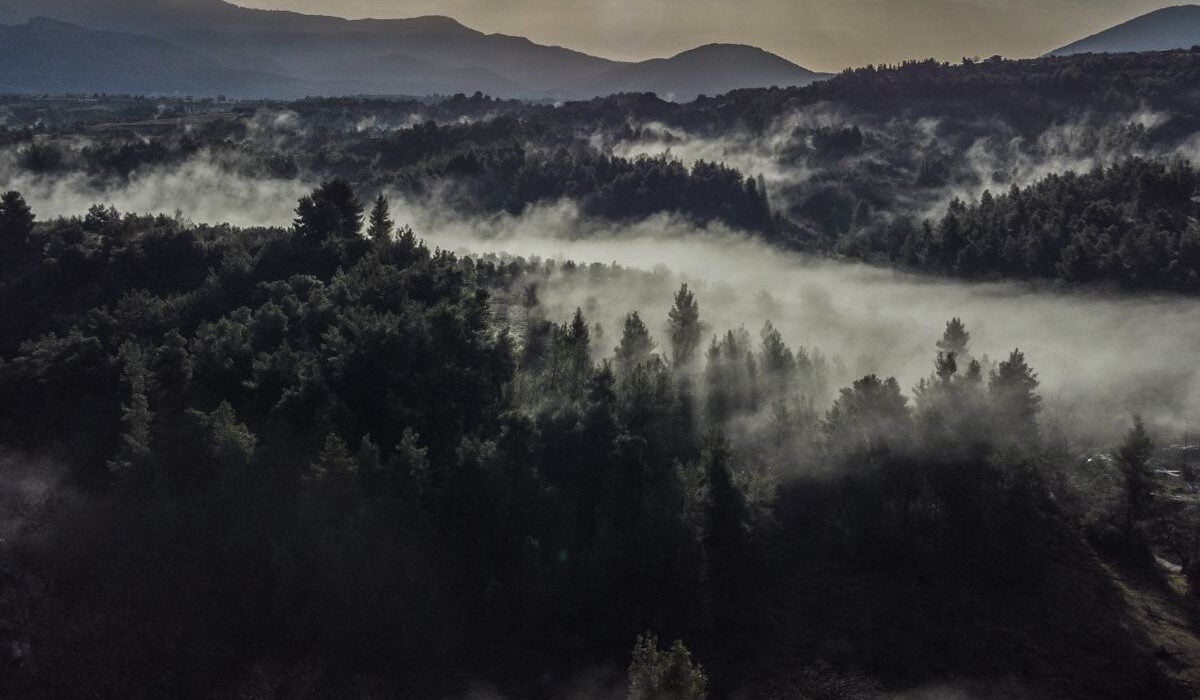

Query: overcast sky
[234,0,1188,71]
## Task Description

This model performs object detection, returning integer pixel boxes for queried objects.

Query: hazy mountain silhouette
[560,44,826,101]
[0,18,293,95]
[0,0,825,99]
[307,53,526,98]
[0,0,618,96]
[1050,5,1200,55]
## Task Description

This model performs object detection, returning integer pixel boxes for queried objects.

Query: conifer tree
[204,401,257,472]
[294,179,364,241]
[561,308,592,396]
[759,321,797,388]
[702,433,750,659]
[667,284,703,369]
[367,194,394,242]
[615,311,656,380]
[989,349,1041,442]
[108,342,153,478]
[1118,415,1154,529]
[0,190,35,264]
[627,632,707,700]
[937,317,971,357]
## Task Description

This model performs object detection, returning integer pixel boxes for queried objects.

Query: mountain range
[0,0,825,100]
[7,0,1198,101]
[1051,4,1200,55]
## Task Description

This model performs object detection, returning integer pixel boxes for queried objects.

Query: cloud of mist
[394,197,1200,445]
[604,105,1182,225]
[601,104,852,194]
[944,107,1173,203]
[2,121,1197,447]
[0,450,67,547]
[0,148,309,228]
[244,108,310,150]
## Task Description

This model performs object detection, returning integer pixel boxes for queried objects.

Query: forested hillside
[882,159,1200,290]
[6,0,1200,697]
[4,50,1200,291]
[2,183,1199,697]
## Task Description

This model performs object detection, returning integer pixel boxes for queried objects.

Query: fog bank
[0,149,308,229]
[401,201,1200,445]
[3,145,1196,446]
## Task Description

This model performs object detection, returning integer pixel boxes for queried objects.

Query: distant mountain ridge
[1050,4,1200,55]
[0,0,827,100]
[563,44,824,101]
[0,17,293,96]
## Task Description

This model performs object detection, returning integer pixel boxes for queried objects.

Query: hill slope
[0,0,619,96]
[1051,4,1200,55]
[0,18,292,96]
[0,0,825,99]
[562,43,826,101]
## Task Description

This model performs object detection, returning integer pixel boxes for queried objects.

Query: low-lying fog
[0,149,308,229]
[398,202,1200,446]
[3,152,1197,447]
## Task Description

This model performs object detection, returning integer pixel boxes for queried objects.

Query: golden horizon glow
[232,0,1194,72]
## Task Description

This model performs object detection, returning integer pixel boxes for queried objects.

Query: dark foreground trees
[0,185,1194,698]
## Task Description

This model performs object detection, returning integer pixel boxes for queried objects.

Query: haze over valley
[4,3,1200,699]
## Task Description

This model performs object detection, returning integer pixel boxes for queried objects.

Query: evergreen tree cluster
[8,49,1200,293]
[1,183,1185,697]
[886,159,1200,290]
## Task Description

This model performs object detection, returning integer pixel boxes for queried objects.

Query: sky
[234,0,1191,71]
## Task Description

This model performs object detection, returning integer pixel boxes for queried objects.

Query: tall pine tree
[367,194,394,242]
[667,284,703,369]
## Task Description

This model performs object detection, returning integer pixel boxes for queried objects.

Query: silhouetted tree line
[373,126,774,229]
[0,182,1189,698]
[696,50,1200,136]
[881,158,1200,290]
[10,50,1200,293]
